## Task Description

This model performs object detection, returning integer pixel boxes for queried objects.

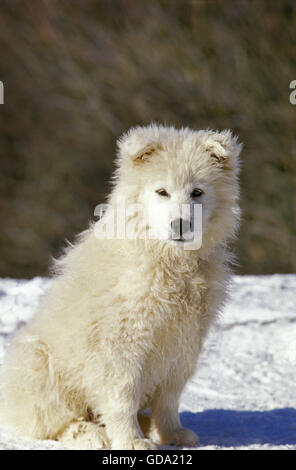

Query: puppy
[0,124,242,449]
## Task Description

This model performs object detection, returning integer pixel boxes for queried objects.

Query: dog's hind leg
[0,335,78,440]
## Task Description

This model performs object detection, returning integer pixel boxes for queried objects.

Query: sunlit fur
[0,124,242,449]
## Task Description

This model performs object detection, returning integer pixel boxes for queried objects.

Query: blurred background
[0,0,295,278]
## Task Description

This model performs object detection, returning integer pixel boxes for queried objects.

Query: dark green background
[0,0,295,278]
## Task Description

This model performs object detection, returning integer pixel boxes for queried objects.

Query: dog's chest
[138,262,207,404]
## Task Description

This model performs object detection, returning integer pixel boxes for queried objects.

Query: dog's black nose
[171,218,191,238]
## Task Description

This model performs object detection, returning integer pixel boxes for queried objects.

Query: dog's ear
[117,127,163,165]
[132,143,163,164]
[205,130,242,170]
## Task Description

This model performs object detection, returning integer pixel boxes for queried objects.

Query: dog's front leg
[101,379,156,450]
[105,408,155,449]
[149,378,198,447]
[96,340,156,450]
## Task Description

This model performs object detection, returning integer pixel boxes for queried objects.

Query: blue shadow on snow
[180,408,296,447]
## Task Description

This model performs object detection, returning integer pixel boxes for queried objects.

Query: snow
[0,275,295,450]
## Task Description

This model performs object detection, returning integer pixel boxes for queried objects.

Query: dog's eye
[191,188,203,198]
[156,189,170,197]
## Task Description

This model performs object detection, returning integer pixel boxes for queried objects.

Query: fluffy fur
[0,124,242,449]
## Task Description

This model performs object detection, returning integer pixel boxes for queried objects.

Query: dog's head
[109,124,242,254]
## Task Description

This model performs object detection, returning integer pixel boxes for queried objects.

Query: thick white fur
[0,124,242,449]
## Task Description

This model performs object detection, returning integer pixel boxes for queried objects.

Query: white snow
[0,275,295,450]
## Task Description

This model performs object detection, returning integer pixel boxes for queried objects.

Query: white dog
[0,124,242,449]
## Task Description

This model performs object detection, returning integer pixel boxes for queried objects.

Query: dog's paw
[132,438,157,450]
[112,438,157,450]
[164,428,199,447]
[57,419,110,449]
